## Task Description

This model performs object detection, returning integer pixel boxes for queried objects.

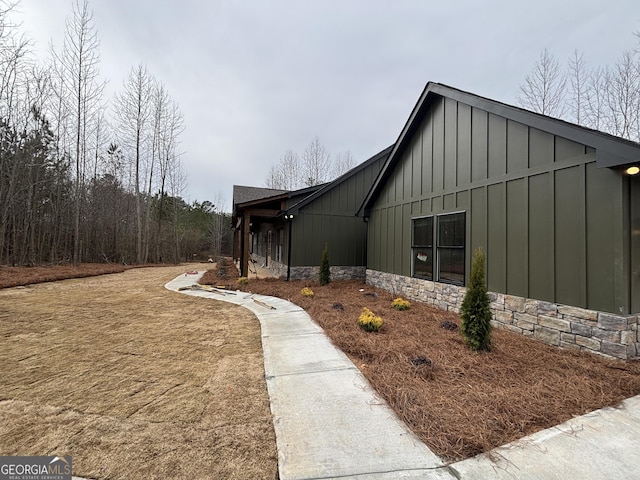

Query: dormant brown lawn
[0,264,277,479]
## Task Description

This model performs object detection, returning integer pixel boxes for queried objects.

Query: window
[412,216,433,280]
[412,212,466,285]
[437,212,465,285]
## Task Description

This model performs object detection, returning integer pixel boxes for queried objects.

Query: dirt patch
[235,277,640,461]
[0,264,277,479]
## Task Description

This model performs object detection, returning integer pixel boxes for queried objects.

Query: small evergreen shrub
[460,247,492,351]
[391,297,411,310]
[358,307,383,332]
[236,277,248,285]
[319,244,331,286]
[300,287,315,297]
[216,257,228,279]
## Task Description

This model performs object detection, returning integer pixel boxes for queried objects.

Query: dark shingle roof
[233,185,289,207]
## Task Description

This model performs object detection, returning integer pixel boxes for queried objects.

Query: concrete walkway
[166,272,640,480]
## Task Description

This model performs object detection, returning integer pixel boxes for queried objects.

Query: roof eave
[358,82,640,215]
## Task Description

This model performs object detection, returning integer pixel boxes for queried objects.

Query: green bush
[216,257,228,279]
[319,244,331,286]
[460,247,492,351]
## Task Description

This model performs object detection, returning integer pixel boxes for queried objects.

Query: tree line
[265,136,356,190]
[518,31,640,142]
[0,0,227,267]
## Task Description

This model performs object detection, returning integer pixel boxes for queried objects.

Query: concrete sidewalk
[167,272,640,480]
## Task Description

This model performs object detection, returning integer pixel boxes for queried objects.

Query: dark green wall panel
[394,205,403,273]
[528,173,554,302]
[444,193,456,211]
[402,203,412,275]
[585,163,619,311]
[412,132,422,197]
[369,209,381,270]
[488,114,507,178]
[432,196,443,212]
[457,103,472,186]
[432,98,445,193]
[506,178,527,296]
[554,166,586,307]
[631,176,640,313]
[444,98,458,190]
[456,190,469,210]
[487,183,506,293]
[471,108,488,182]
[470,187,487,255]
[555,136,584,161]
[422,113,433,196]
[507,120,528,174]
[386,207,394,273]
[529,128,554,168]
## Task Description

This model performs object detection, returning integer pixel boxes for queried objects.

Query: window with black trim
[412,216,433,280]
[437,212,465,285]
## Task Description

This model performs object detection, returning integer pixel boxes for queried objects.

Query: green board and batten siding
[289,152,387,267]
[367,95,638,314]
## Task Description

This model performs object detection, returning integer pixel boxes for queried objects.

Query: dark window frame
[436,211,466,286]
[411,215,434,280]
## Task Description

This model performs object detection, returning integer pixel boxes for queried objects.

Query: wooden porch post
[242,212,250,277]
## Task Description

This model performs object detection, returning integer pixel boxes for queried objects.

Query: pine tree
[319,244,331,286]
[460,247,492,351]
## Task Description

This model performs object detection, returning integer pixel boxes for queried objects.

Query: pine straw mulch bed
[203,272,640,462]
[0,263,168,289]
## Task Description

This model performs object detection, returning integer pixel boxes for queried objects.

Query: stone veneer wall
[288,265,366,281]
[251,255,366,281]
[366,269,640,361]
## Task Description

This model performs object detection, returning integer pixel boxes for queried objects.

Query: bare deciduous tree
[114,63,151,263]
[518,48,567,117]
[301,136,331,186]
[210,192,228,260]
[52,0,105,264]
[266,139,357,190]
[332,150,355,178]
[584,66,608,131]
[567,50,587,124]
[265,149,300,190]
[604,51,640,141]
[0,2,30,265]
[152,81,184,262]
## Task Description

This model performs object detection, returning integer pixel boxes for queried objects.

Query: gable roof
[232,184,323,215]
[358,81,640,217]
[233,185,289,207]
[286,145,393,215]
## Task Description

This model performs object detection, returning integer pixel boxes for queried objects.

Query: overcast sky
[15,0,640,210]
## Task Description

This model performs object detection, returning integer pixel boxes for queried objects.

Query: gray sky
[16,0,640,209]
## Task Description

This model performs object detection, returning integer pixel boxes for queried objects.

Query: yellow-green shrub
[358,307,383,332]
[300,287,315,297]
[391,297,411,310]
[236,277,249,285]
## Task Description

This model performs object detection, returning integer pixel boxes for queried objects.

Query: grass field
[0,264,277,479]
